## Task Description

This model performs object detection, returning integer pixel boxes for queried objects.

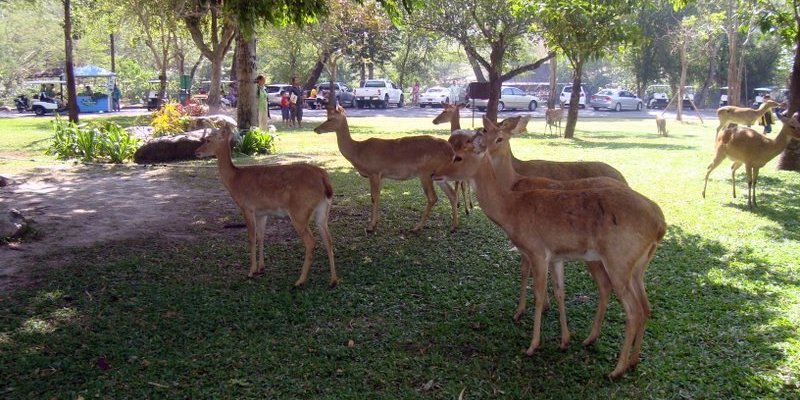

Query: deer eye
[496,137,504,143]
[454,156,463,162]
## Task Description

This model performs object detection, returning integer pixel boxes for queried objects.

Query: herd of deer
[192,98,800,379]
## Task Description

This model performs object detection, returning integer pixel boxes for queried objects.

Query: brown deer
[315,106,459,232]
[433,120,666,378]
[194,115,337,287]
[655,115,668,137]
[483,116,627,348]
[433,102,474,214]
[544,106,564,137]
[703,112,800,208]
[716,99,780,134]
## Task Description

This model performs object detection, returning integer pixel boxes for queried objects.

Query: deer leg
[256,215,268,273]
[314,199,338,288]
[550,260,570,350]
[583,260,612,347]
[702,151,727,198]
[243,209,259,278]
[290,215,315,288]
[745,166,754,208]
[367,175,383,232]
[752,167,760,208]
[458,181,470,215]
[730,161,742,199]
[435,180,459,232]
[629,247,654,369]
[514,254,531,322]
[414,175,439,232]
[604,256,643,379]
[525,254,549,355]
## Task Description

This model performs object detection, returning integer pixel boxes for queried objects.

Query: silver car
[472,86,539,112]
[590,89,643,111]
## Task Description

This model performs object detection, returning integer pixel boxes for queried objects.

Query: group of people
[256,75,305,130]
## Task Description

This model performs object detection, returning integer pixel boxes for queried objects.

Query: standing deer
[194,115,337,287]
[544,106,564,137]
[315,106,460,232]
[433,102,473,214]
[656,115,668,136]
[703,112,800,208]
[483,116,627,348]
[433,121,666,378]
[715,99,780,134]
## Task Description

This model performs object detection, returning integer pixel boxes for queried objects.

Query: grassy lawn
[1,115,799,398]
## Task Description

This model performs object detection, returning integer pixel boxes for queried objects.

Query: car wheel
[593,107,601,111]
[614,103,622,112]
[382,95,389,109]
[356,101,364,109]
[397,95,404,108]
[528,100,537,111]
[636,102,642,111]
[33,106,45,116]
[420,103,426,108]
[478,107,486,112]
[497,101,505,112]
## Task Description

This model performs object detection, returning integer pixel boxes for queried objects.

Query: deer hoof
[294,279,307,288]
[329,278,339,288]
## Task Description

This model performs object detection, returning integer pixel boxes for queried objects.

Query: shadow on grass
[722,175,800,241]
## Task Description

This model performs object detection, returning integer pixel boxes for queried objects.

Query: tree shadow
[722,175,800,241]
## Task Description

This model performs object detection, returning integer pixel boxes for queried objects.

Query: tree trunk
[235,30,257,130]
[726,29,740,106]
[677,41,688,122]
[207,59,223,113]
[230,44,238,82]
[303,50,331,91]
[468,55,486,82]
[368,63,374,80]
[110,33,116,73]
[778,28,800,171]
[548,55,557,109]
[484,69,502,123]
[563,60,583,139]
[63,0,79,123]
[695,40,720,109]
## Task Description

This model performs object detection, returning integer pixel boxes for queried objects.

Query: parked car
[266,83,292,107]
[590,89,643,111]
[317,82,355,107]
[418,86,450,107]
[472,86,539,112]
[559,85,586,108]
[646,84,670,109]
[353,79,404,108]
[719,86,729,107]
[752,87,773,108]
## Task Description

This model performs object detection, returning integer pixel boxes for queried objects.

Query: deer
[656,115,668,137]
[702,112,800,208]
[194,115,338,287]
[544,105,564,137]
[433,102,474,214]
[481,116,627,348]
[432,120,666,378]
[315,106,460,233]
[715,99,781,134]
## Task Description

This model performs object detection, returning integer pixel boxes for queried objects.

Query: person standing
[112,84,122,112]
[759,94,774,134]
[412,81,420,106]
[280,91,291,128]
[256,75,270,131]
[289,76,305,126]
[309,85,318,110]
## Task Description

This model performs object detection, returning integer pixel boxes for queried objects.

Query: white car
[418,86,450,107]
[472,86,539,112]
[560,85,586,108]
[266,83,292,107]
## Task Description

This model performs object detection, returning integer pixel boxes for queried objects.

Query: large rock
[133,129,208,164]
[1,208,28,240]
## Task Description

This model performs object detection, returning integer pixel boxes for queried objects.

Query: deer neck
[450,111,461,131]
[768,125,796,157]
[472,155,515,226]
[214,139,239,186]
[333,118,359,158]
[489,146,521,190]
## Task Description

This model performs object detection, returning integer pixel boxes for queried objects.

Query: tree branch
[500,52,556,81]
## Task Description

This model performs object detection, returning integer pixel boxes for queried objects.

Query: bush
[150,102,190,136]
[234,127,276,156]
[46,116,140,163]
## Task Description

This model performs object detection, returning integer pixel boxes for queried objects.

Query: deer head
[778,112,800,139]
[194,116,237,158]
[434,130,487,182]
[432,103,466,125]
[314,105,347,134]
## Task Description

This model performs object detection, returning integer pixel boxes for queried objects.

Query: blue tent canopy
[74,65,115,77]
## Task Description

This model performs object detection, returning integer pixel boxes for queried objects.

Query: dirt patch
[0,163,233,292]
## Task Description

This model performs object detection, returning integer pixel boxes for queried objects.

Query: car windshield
[266,86,284,93]
[364,81,386,88]
[426,88,445,93]
[597,89,615,95]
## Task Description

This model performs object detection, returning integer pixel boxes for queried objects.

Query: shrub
[183,102,208,117]
[46,116,140,163]
[151,102,189,136]
[235,127,276,156]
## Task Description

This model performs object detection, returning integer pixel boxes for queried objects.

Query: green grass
[2,115,800,398]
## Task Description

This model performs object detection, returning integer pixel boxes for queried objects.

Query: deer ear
[512,117,530,135]
[482,116,498,131]
[457,103,466,109]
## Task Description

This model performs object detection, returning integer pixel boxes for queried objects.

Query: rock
[0,176,10,187]
[1,209,28,240]
[133,129,209,164]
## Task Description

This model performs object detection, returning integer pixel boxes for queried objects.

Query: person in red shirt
[280,91,291,128]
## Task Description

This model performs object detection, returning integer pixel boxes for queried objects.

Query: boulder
[1,208,28,240]
[133,129,208,164]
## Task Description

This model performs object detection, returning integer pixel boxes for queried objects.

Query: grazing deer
[655,115,668,136]
[544,106,564,137]
[703,112,800,208]
[194,115,337,287]
[433,121,666,378]
[484,116,627,348]
[315,106,459,232]
[433,102,474,214]
[716,100,780,134]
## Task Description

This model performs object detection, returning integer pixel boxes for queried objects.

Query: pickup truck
[353,79,404,108]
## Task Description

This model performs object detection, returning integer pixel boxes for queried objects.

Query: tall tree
[415,0,553,122]
[63,0,80,122]
[532,0,641,138]
[180,0,236,112]
[127,0,179,101]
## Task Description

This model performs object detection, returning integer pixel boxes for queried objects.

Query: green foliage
[150,102,190,136]
[234,127,276,155]
[45,115,140,163]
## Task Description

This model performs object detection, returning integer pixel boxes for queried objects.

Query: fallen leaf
[347,339,355,348]
[423,379,434,391]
